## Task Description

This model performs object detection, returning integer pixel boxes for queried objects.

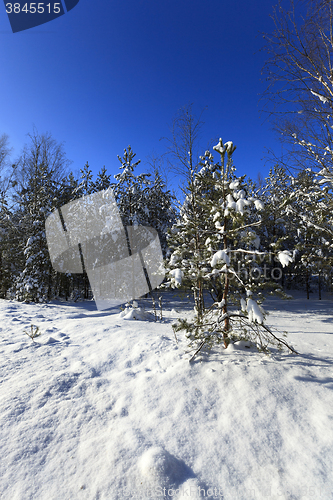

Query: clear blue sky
[0,0,284,188]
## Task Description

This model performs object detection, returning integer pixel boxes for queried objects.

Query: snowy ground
[1,291,333,500]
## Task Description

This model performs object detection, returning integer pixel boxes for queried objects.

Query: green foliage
[166,138,297,360]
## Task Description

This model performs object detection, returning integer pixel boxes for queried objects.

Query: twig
[189,339,207,363]
[149,292,157,321]
[260,322,299,354]
[172,326,179,344]
[158,295,163,321]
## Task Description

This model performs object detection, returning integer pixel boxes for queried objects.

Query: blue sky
[0,0,284,188]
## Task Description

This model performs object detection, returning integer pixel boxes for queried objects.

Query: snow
[226,194,236,210]
[169,268,183,287]
[254,199,265,211]
[211,249,230,267]
[246,298,264,324]
[310,89,329,104]
[235,198,247,215]
[1,291,333,499]
[224,141,236,155]
[213,138,226,155]
[119,305,155,321]
[229,181,239,190]
[169,253,179,266]
[277,250,294,268]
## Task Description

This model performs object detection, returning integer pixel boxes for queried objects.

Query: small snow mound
[119,307,155,321]
[43,336,59,345]
[234,340,256,350]
[138,446,189,488]
[225,342,237,352]
[225,340,257,353]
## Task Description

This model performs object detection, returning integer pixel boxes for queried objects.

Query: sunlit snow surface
[1,292,333,499]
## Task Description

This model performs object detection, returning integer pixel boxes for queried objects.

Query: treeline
[166,155,333,312]
[0,127,332,305]
[0,131,176,302]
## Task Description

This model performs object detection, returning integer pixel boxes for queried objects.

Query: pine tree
[289,169,333,298]
[92,166,111,192]
[258,165,295,288]
[0,194,14,298]
[13,162,56,302]
[145,167,176,256]
[11,132,70,302]
[167,139,297,359]
[77,161,94,196]
[165,150,215,317]
[112,146,151,227]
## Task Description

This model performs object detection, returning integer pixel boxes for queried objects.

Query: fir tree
[11,132,70,302]
[258,165,295,288]
[289,169,333,298]
[167,138,296,359]
[93,166,111,192]
[0,194,14,297]
[146,167,176,256]
[77,161,94,196]
[13,162,56,302]
[112,146,151,227]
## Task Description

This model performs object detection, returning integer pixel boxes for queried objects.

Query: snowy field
[1,291,333,500]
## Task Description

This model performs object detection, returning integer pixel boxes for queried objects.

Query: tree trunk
[222,274,229,348]
[306,268,310,300]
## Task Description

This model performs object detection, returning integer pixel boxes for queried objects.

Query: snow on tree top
[213,138,226,155]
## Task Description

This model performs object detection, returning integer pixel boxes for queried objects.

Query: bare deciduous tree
[0,133,13,198]
[262,0,333,181]
[13,128,71,197]
[161,103,206,186]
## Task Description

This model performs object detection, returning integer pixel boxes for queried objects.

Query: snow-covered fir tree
[145,167,176,256]
[165,150,214,317]
[289,169,333,298]
[0,193,15,298]
[112,146,151,227]
[77,161,94,196]
[166,138,296,358]
[92,166,111,192]
[13,161,56,302]
[11,132,70,302]
[257,165,296,288]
